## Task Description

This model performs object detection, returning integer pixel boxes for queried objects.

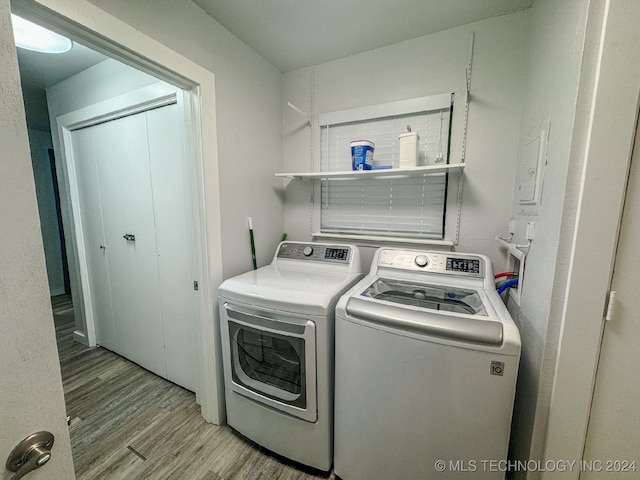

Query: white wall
[22,84,67,297]
[506,0,590,475]
[282,11,530,270]
[84,0,284,278]
[27,127,66,296]
[22,84,52,131]
[47,58,159,115]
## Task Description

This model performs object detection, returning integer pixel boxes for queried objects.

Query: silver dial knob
[415,254,428,267]
[303,246,314,257]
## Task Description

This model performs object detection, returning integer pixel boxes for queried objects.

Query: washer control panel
[277,242,352,264]
[377,249,485,278]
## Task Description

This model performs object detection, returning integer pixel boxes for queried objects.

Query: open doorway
[14,0,205,425]
[12,0,223,429]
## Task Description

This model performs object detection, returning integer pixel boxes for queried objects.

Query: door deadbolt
[123,234,136,242]
[6,431,54,480]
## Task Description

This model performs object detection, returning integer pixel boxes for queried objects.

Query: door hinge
[605,290,617,321]
[193,280,199,291]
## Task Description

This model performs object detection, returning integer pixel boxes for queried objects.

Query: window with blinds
[319,99,453,240]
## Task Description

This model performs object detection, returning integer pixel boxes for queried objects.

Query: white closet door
[71,127,117,350]
[581,118,640,479]
[92,113,167,379]
[69,100,197,392]
[146,103,198,391]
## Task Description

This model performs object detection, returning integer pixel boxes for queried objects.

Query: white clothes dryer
[218,241,364,471]
[334,248,521,480]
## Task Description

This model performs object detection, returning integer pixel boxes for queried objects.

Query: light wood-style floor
[52,295,334,480]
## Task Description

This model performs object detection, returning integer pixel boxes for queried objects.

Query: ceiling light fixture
[11,14,72,54]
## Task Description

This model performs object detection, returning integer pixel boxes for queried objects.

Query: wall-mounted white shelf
[275,162,465,180]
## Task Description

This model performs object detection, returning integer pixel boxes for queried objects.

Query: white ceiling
[14,1,536,88]
[15,37,107,132]
[192,0,534,72]
[16,41,107,90]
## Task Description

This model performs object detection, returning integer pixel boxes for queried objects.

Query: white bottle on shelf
[399,129,419,168]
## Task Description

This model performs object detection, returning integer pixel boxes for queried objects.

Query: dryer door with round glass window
[224,304,317,422]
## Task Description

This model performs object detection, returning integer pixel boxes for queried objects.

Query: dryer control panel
[377,249,485,278]
[276,242,353,264]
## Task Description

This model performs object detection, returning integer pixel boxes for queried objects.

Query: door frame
[12,0,226,424]
[57,82,180,348]
[540,0,640,475]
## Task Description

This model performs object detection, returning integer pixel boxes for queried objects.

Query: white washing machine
[334,248,521,480]
[218,241,364,471]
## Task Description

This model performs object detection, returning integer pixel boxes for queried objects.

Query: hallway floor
[53,295,333,480]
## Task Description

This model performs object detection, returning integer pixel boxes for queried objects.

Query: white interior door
[581,121,640,478]
[68,97,197,391]
[71,127,116,351]
[0,1,74,476]
[147,102,198,391]
[92,113,167,379]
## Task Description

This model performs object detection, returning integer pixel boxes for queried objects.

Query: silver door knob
[123,234,136,242]
[6,431,54,480]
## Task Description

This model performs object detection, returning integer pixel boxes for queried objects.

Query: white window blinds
[319,102,452,239]
[320,174,447,238]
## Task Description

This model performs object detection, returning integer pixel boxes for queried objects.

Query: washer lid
[361,278,488,316]
[347,276,502,345]
[218,264,363,316]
